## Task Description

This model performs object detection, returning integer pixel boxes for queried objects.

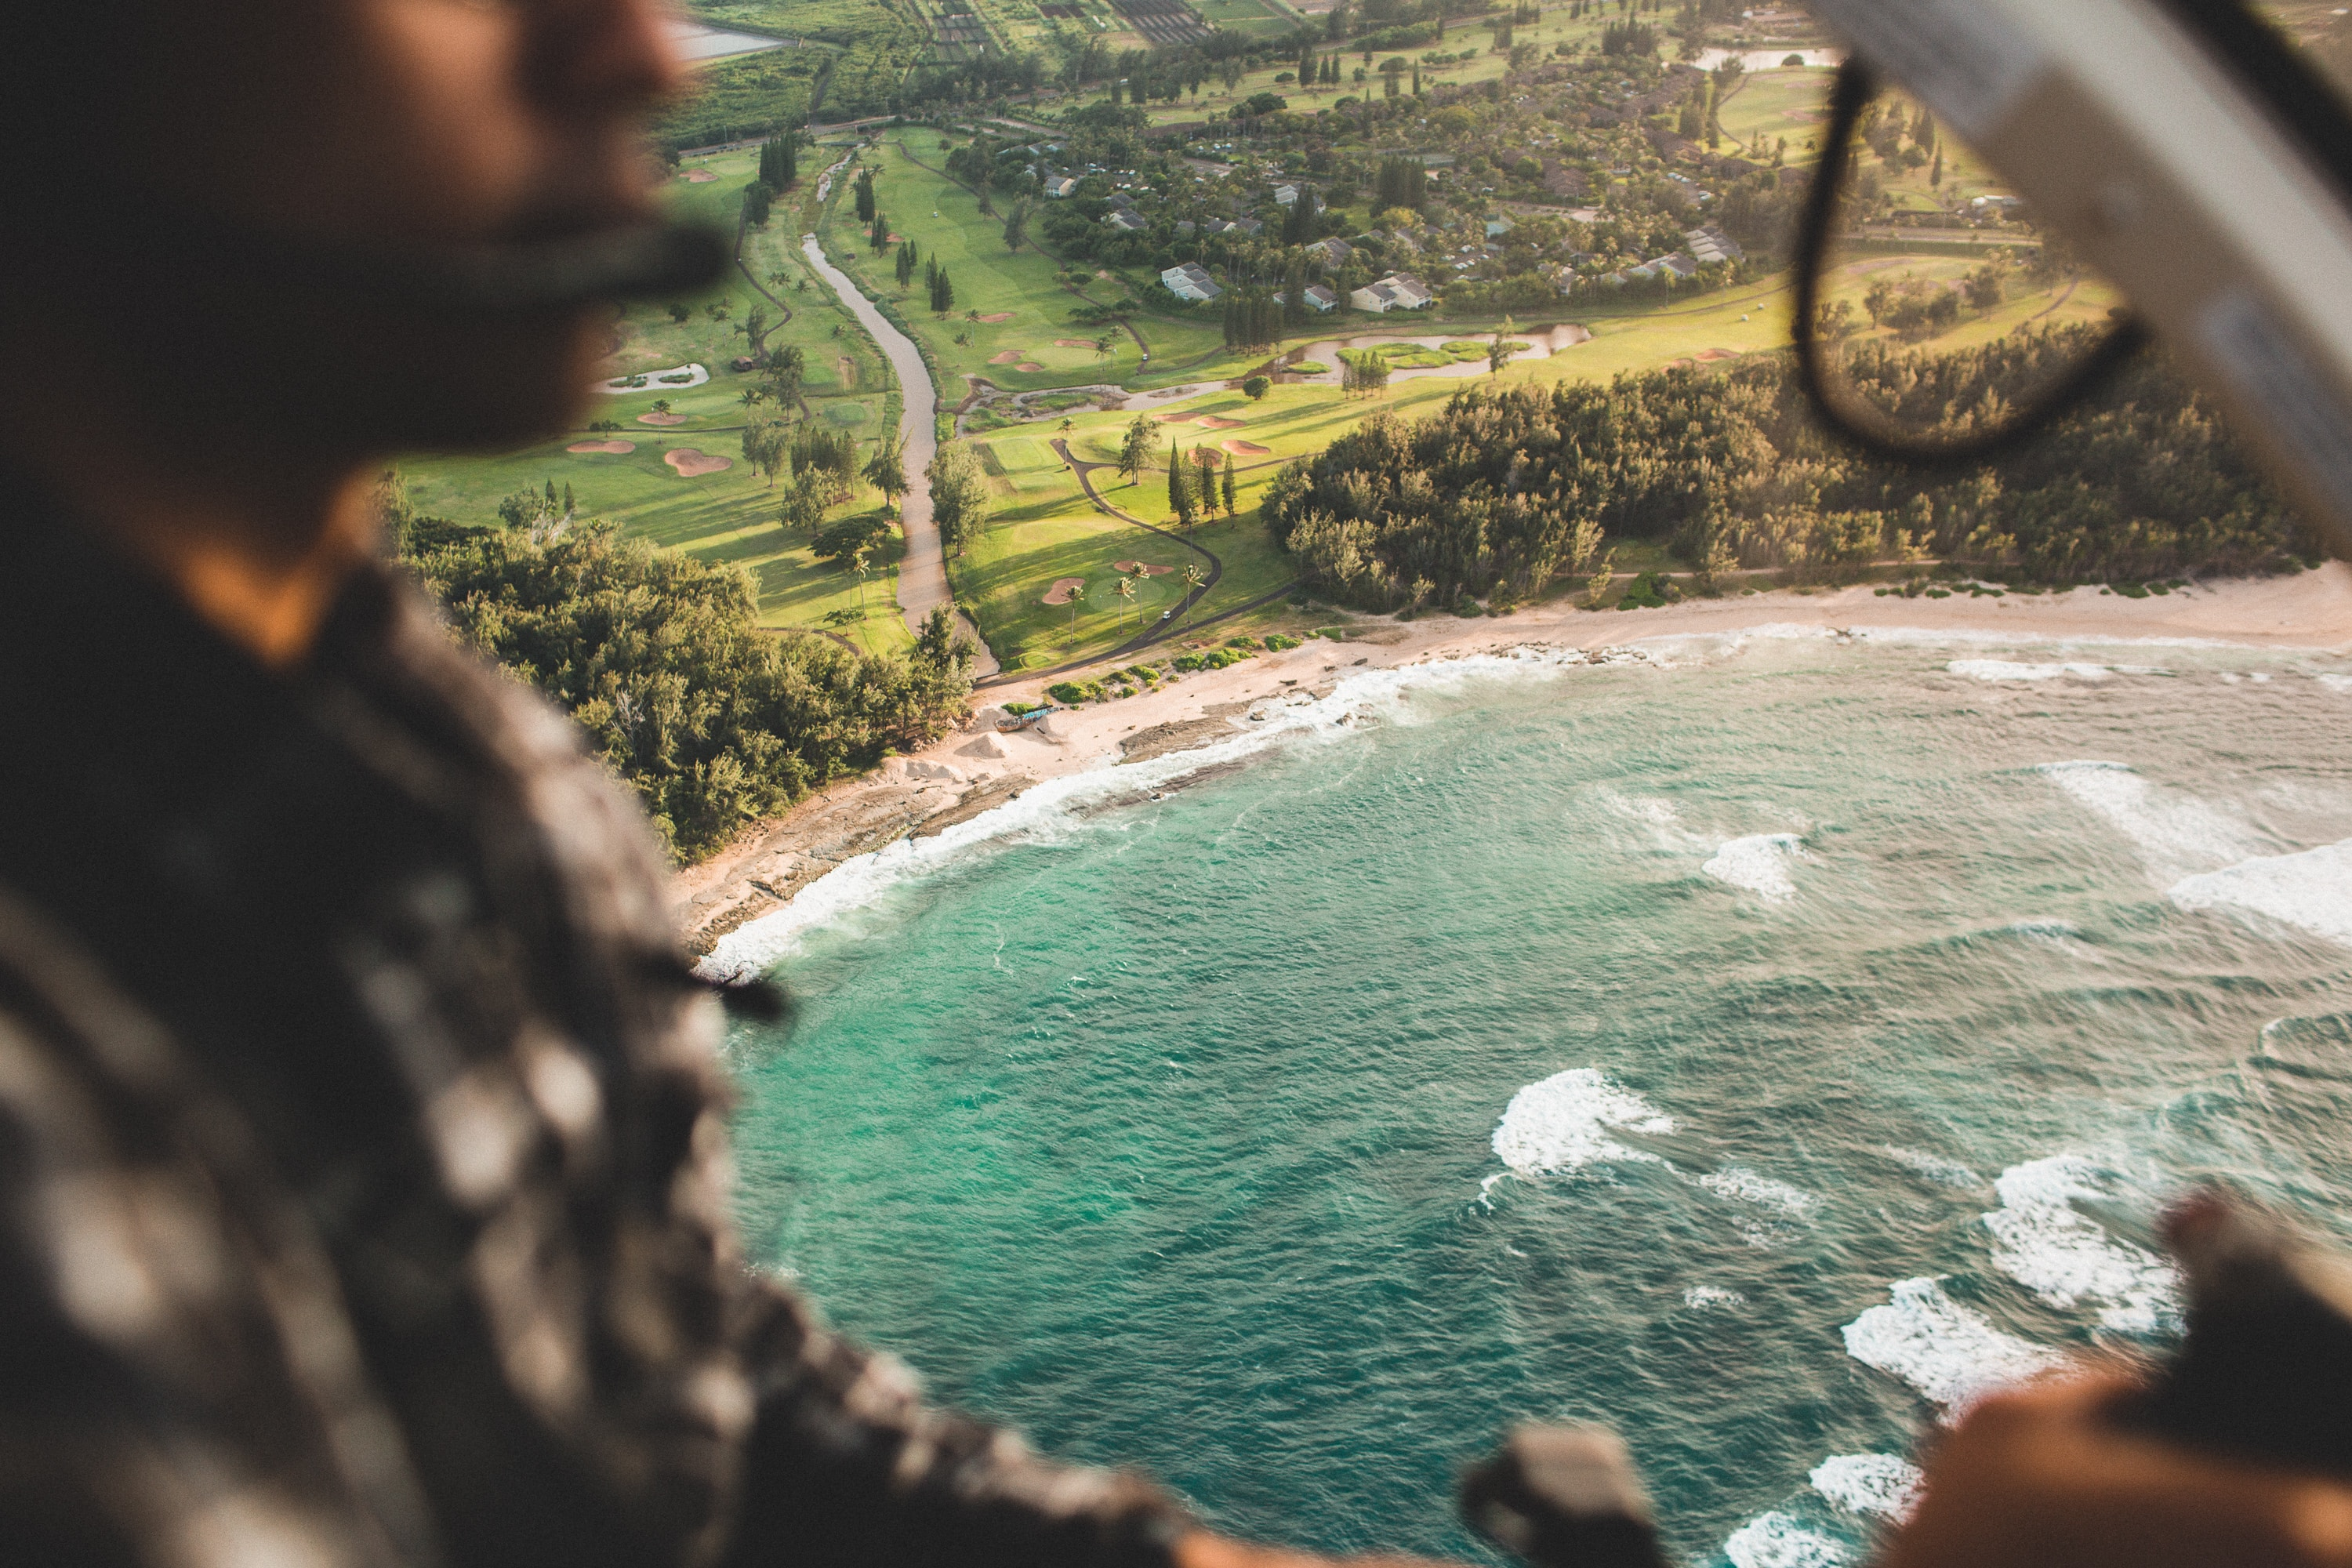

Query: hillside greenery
[391,498,973,863]
[1264,328,2314,611]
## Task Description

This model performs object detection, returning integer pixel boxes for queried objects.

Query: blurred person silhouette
[1,5,2350,1568]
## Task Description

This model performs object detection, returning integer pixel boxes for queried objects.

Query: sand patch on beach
[1221,439,1272,456]
[665,448,733,477]
[1041,577,1085,605]
[568,440,636,454]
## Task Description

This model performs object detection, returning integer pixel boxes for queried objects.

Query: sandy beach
[673,564,2352,954]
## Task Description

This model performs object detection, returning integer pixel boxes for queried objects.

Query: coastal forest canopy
[1265,328,2311,611]
[390,495,973,862]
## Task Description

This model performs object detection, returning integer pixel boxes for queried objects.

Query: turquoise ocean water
[716,629,2352,1566]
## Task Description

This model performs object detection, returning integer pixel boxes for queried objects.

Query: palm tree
[1065,579,1086,633]
[739,387,766,409]
[850,546,871,607]
[1116,575,1138,631]
[1094,334,1116,359]
[1181,561,1206,622]
[1059,416,1075,436]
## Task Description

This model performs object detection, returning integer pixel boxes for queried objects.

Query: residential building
[1683,224,1744,266]
[1348,273,1434,312]
[1160,262,1222,302]
[1302,283,1338,312]
[1228,216,1265,238]
[1273,183,1300,206]
[1106,209,1147,232]
[1312,235,1353,267]
[1043,175,1080,198]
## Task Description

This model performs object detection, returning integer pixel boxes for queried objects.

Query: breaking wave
[1491,1068,1674,1175]
[2169,838,2352,948]
[1704,834,1809,904]
[1810,1454,1925,1523]
[1948,659,2111,682]
[2034,760,2271,883]
[1841,1277,2064,1414]
[1723,1512,1852,1568]
[1982,1155,2181,1334]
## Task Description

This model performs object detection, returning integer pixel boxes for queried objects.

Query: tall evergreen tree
[1222,451,1238,517]
[1167,440,1188,518]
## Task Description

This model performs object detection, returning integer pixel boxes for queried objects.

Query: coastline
[673,564,2352,957]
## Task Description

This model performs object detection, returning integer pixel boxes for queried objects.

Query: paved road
[799,232,951,642]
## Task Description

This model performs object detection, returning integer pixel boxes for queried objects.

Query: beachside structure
[1161,262,1223,303]
[1349,274,1434,312]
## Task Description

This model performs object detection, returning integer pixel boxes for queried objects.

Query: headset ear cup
[1788,60,2147,470]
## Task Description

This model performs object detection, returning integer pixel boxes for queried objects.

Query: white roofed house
[1273,183,1301,206]
[1160,262,1223,303]
[1683,224,1744,266]
[1348,273,1434,312]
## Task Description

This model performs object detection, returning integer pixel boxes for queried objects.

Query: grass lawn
[819,129,1239,396]
[397,148,916,658]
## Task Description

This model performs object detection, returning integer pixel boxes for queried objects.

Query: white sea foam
[1599,789,1696,849]
[1701,1166,1818,1216]
[1685,1284,1746,1309]
[2169,838,2352,948]
[702,645,1635,979]
[1704,833,1809,903]
[2034,760,2271,882]
[1842,1277,2064,1413]
[1723,1512,1853,1568]
[1810,1454,1926,1523]
[1882,1146,1984,1189]
[2316,673,2352,694]
[1948,659,2110,682]
[1491,1068,1674,1175]
[1983,1155,2181,1334]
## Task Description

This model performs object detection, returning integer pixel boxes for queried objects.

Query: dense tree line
[389,493,972,863]
[1265,328,2314,610]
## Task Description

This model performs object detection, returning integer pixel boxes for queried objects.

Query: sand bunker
[665,448,733,477]
[1054,338,1096,348]
[638,412,689,426]
[978,312,1015,322]
[568,440,636,454]
[1041,577,1084,605]
[1113,561,1176,576]
[682,169,718,183]
[1697,347,1738,361]
[1221,439,1272,456]
[1154,411,1200,424]
[1016,362,1045,372]
[1196,416,1245,430]
[988,350,1023,365]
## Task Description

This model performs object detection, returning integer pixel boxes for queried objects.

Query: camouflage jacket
[0,517,1187,1568]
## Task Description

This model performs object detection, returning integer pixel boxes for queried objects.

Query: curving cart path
[798,222,996,671]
